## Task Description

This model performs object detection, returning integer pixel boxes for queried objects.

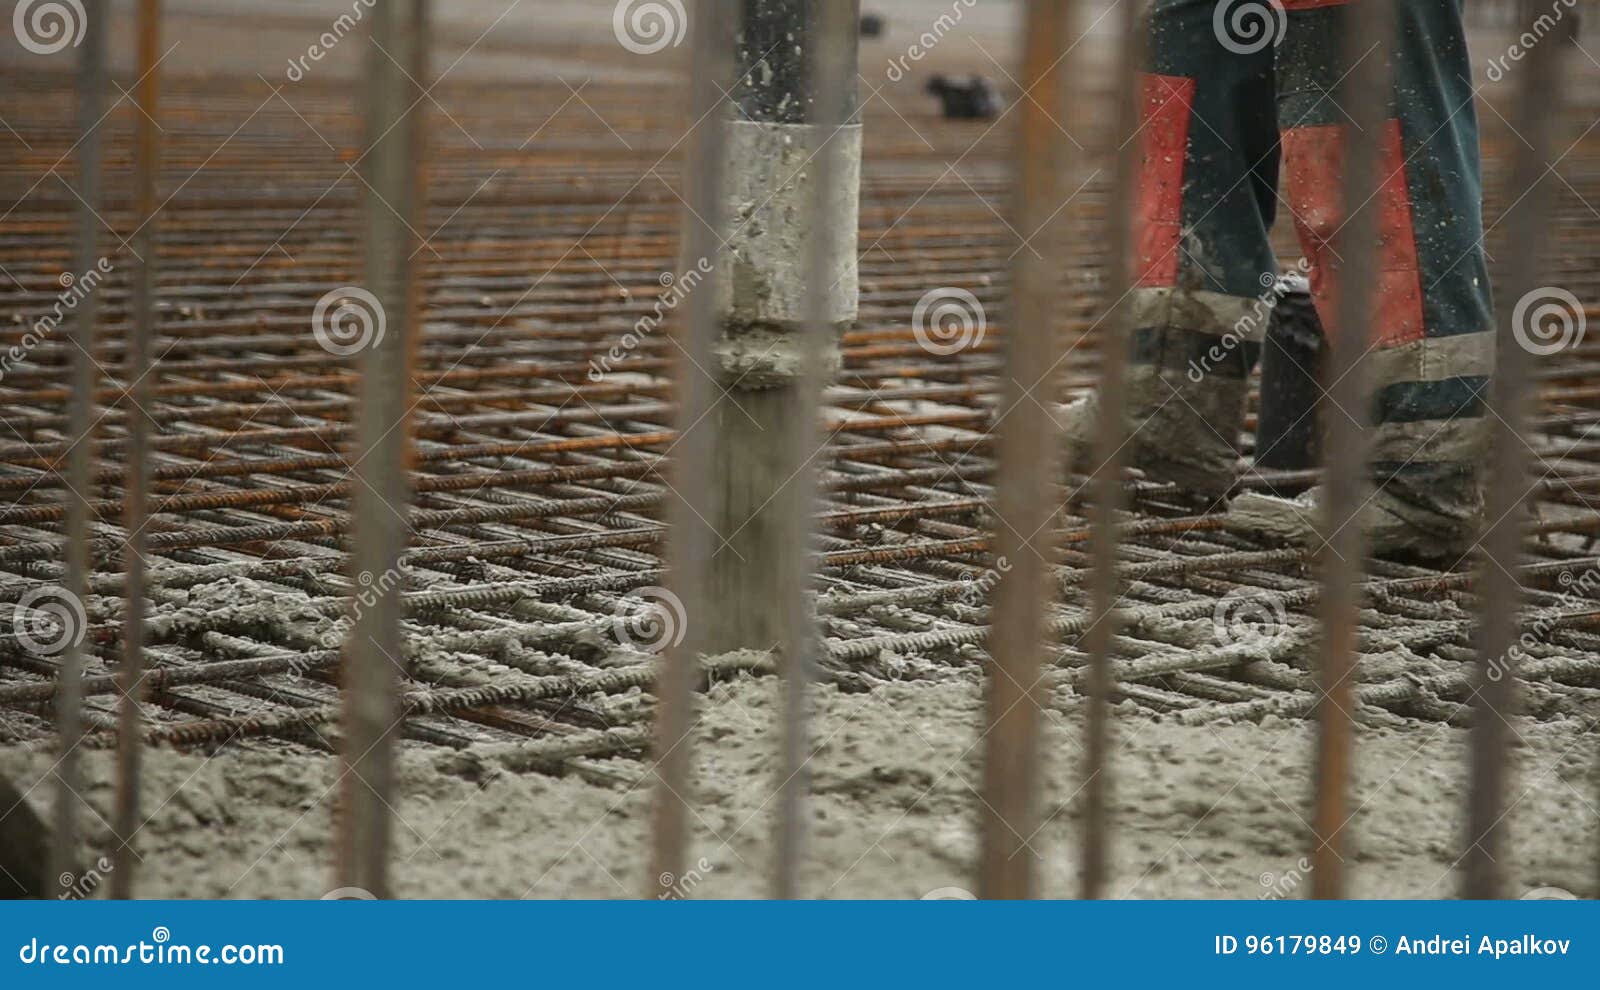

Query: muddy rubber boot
[1054,394,1097,472]
[1227,463,1484,563]
[0,772,56,898]
[1126,357,1251,500]
[1057,336,1251,501]
[1254,275,1325,495]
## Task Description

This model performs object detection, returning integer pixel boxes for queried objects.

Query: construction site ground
[2,678,1594,898]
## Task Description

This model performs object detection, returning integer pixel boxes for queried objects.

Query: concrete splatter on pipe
[704,0,862,655]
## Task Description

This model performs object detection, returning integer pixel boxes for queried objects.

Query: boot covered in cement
[0,771,56,897]
[1057,361,1249,501]
[1226,463,1484,563]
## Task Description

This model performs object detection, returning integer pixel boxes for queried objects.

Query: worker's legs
[1270,0,1494,556]
[1064,0,1280,499]
[1070,0,1493,556]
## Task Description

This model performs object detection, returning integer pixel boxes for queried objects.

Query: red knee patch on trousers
[1135,73,1195,288]
[1283,119,1425,347]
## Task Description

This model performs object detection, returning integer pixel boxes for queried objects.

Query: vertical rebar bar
[337,0,428,899]
[111,0,162,900]
[1080,0,1143,901]
[1310,0,1395,900]
[1464,0,1570,900]
[978,0,1077,900]
[649,0,734,896]
[52,0,106,894]
[775,0,859,900]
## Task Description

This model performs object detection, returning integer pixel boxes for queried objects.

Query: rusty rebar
[774,0,861,900]
[650,0,734,898]
[1310,0,1394,901]
[1464,0,1571,900]
[1080,0,1143,901]
[53,0,108,896]
[111,0,162,901]
[336,0,428,899]
[978,0,1077,900]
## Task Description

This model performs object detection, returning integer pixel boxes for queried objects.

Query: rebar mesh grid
[2,20,1599,779]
